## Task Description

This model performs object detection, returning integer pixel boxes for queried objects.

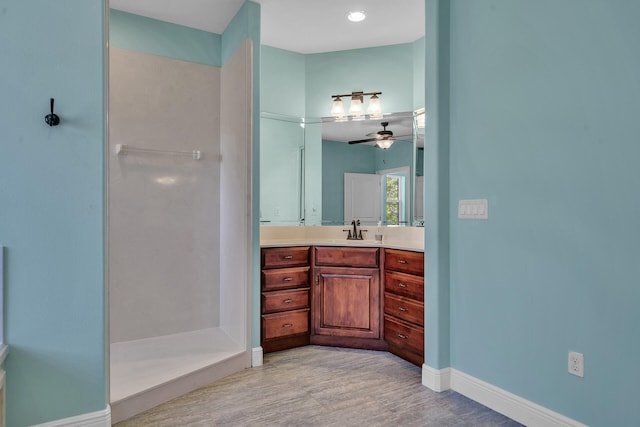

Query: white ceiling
[109,0,425,54]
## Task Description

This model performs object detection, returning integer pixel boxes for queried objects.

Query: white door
[344,173,382,225]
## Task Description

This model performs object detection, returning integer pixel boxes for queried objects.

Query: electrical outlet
[568,351,584,377]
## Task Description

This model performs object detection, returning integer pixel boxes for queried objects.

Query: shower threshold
[110,327,246,423]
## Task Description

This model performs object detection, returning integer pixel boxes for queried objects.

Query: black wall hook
[45,98,60,127]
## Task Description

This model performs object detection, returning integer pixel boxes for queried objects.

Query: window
[385,175,400,225]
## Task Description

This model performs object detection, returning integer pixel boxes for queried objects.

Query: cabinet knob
[282,323,293,328]
[397,333,408,339]
[398,282,407,288]
[283,277,293,282]
[282,255,293,260]
[283,299,293,304]
[398,306,408,312]
[398,259,408,264]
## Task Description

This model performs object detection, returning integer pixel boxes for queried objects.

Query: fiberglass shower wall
[109,47,222,344]
[108,40,253,423]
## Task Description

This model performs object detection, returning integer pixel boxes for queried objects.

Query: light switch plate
[458,199,488,219]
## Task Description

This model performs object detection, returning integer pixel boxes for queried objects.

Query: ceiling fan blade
[348,138,377,144]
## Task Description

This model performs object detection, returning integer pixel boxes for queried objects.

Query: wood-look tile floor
[115,346,523,426]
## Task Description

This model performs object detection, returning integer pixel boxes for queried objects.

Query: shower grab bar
[115,144,202,160]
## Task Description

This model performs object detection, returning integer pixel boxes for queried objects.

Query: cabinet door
[313,267,380,339]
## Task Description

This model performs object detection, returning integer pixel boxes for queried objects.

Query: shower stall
[108,41,253,423]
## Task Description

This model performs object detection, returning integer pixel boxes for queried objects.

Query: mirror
[260,113,306,226]
[260,111,422,227]
[321,112,416,226]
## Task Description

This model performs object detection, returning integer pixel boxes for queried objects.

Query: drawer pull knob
[283,323,293,328]
[283,299,293,304]
[283,277,293,282]
[397,333,408,339]
[398,306,408,312]
[282,255,293,260]
[399,259,408,264]
[398,282,407,288]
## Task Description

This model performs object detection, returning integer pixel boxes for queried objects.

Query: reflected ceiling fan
[348,121,411,149]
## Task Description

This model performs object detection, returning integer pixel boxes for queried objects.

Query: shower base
[110,327,247,423]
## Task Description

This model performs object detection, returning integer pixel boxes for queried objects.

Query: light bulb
[367,94,382,118]
[331,97,345,118]
[349,96,363,119]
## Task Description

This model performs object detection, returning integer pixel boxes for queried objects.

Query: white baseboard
[32,405,111,427]
[422,364,451,392]
[252,346,263,367]
[450,369,587,427]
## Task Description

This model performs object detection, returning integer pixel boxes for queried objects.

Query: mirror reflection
[321,112,415,226]
[260,112,422,227]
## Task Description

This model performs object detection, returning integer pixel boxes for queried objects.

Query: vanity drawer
[262,309,309,340]
[262,247,310,269]
[262,288,309,314]
[384,293,424,326]
[314,246,379,268]
[384,271,424,301]
[384,249,424,276]
[262,266,310,291]
[384,315,424,356]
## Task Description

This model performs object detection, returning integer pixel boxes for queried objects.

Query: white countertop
[260,226,424,252]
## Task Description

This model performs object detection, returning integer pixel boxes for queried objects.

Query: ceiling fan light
[376,139,394,150]
[367,94,382,118]
[331,97,345,118]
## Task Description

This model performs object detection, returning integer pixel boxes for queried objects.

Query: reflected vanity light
[330,91,382,121]
[368,94,383,119]
[156,176,177,185]
[415,108,425,129]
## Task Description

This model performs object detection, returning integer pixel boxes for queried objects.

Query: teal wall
[424,0,451,375]
[0,1,107,426]
[412,37,426,111]
[261,46,306,116]
[110,10,221,66]
[429,1,640,425]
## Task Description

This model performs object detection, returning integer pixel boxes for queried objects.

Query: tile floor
[115,345,523,426]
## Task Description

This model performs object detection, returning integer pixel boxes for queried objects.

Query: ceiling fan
[347,121,411,149]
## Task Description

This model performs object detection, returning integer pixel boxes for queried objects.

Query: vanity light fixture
[347,11,366,22]
[330,91,383,120]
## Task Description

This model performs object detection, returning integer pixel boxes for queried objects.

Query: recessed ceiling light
[347,11,366,23]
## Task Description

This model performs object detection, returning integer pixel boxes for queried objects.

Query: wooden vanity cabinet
[261,247,311,353]
[311,246,386,350]
[383,249,424,366]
